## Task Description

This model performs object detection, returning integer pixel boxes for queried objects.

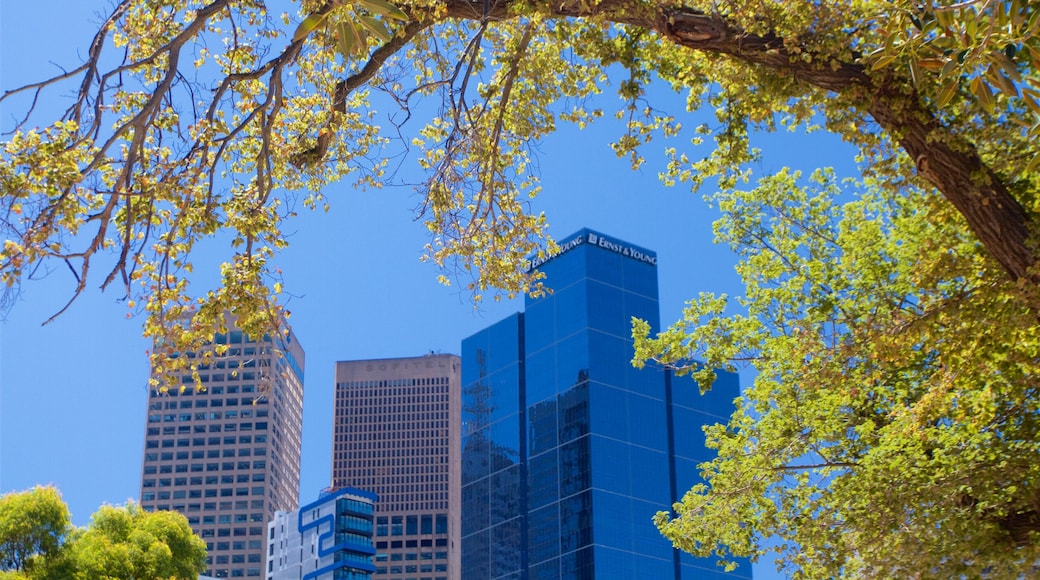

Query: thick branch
[437,1,1037,289]
[659,9,1036,287]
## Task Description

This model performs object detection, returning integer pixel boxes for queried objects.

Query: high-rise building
[266,486,378,580]
[460,228,751,579]
[139,324,305,579]
[331,355,462,580]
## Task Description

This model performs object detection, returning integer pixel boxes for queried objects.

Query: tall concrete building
[331,355,461,580]
[460,228,752,579]
[139,324,305,579]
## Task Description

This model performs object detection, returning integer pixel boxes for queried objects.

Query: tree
[1,0,1038,574]
[68,503,207,580]
[0,486,70,574]
[634,169,1040,577]
[0,488,206,580]
[1,0,1037,385]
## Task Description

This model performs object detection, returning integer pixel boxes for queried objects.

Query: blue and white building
[267,487,378,580]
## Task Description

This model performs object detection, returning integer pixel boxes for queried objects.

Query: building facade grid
[331,355,461,580]
[139,325,305,579]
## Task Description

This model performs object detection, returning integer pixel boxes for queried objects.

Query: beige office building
[332,354,461,580]
[139,325,305,579]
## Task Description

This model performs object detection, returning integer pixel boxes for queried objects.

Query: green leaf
[292,13,327,43]
[871,53,899,71]
[358,14,393,43]
[336,21,356,56]
[909,59,921,86]
[358,0,409,21]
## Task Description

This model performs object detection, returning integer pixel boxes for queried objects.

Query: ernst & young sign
[527,230,657,271]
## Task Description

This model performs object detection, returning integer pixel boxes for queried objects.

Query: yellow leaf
[871,54,899,72]
[1025,151,1040,175]
[935,80,959,107]
[970,76,995,114]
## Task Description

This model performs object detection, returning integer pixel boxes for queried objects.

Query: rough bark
[657,8,1037,286]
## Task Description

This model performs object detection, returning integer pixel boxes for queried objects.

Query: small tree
[70,503,207,580]
[0,488,206,580]
[0,486,70,574]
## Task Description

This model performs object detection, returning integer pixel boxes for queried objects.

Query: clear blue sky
[1,2,856,578]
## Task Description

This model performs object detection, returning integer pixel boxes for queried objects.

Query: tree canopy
[0,487,206,579]
[634,168,1040,577]
[0,486,69,575]
[2,0,1039,576]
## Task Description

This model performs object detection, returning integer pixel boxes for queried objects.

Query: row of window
[335,462,445,476]
[143,471,267,487]
[149,424,269,437]
[144,462,267,477]
[374,501,448,512]
[336,400,445,411]
[200,526,265,537]
[336,395,449,407]
[206,567,261,577]
[375,564,448,574]
[144,497,277,514]
[190,513,266,524]
[334,438,449,453]
[375,551,448,562]
[144,456,266,473]
[171,370,261,386]
[375,515,448,537]
[146,451,266,463]
[376,538,448,550]
[144,447,267,466]
[338,377,451,389]
[157,372,264,394]
[335,456,448,470]
[210,553,262,564]
[150,397,266,410]
[148,412,270,425]
[142,486,266,500]
[188,501,268,513]
[146,436,266,451]
[211,539,263,551]
[335,431,447,442]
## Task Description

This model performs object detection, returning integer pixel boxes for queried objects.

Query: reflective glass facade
[461,229,751,580]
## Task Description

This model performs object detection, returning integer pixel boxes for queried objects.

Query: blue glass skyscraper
[460,229,750,580]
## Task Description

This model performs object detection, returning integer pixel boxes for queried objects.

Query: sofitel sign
[527,231,657,271]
